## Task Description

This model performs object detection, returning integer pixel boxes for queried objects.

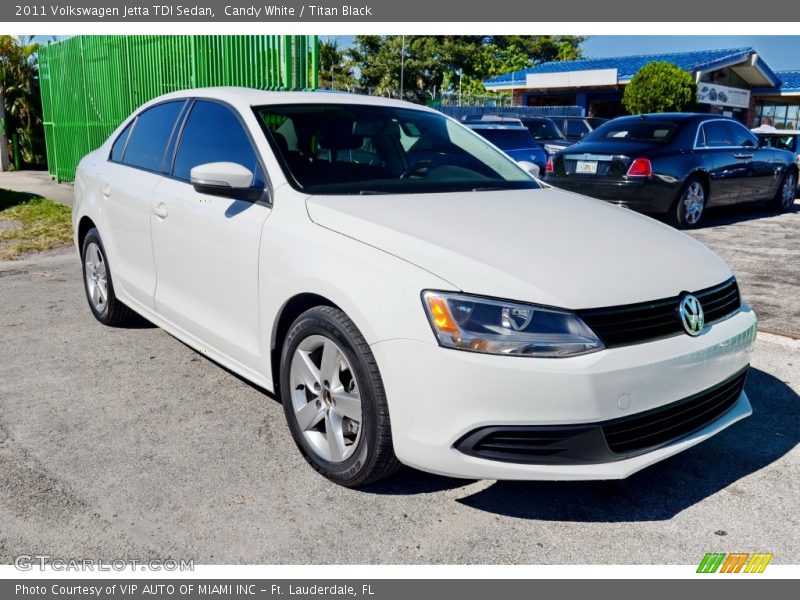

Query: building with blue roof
[484,47,800,128]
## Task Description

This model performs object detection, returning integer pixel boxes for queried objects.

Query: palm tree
[0,35,44,170]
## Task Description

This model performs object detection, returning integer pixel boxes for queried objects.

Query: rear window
[585,120,678,143]
[122,100,186,172]
[524,119,565,141]
[564,119,590,138]
[110,121,133,163]
[473,128,536,149]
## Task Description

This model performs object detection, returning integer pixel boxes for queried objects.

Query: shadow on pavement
[694,200,799,229]
[452,367,798,521]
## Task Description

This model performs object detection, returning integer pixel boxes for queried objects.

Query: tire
[280,306,401,487]
[81,228,135,326]
[667,177,707,229]
[768,168,797,212]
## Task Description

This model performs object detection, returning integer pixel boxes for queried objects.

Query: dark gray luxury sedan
[545,113,798,228]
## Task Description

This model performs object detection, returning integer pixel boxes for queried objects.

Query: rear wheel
[668,177,707,229]
[280,306,401,487]
[81,228,134,325]
[769,169,797,212]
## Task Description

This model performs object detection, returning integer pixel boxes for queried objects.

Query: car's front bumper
[371,306,757,480]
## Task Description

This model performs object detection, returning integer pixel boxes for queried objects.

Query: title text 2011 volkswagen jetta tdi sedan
[73,88,757,487]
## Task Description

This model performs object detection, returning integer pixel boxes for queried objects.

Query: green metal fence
[38,35,319,182]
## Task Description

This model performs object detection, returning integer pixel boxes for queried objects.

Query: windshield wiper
[471,186,513,192]
[359,190,390,195]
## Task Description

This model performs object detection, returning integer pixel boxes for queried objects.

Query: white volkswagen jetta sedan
[73,88,757,487]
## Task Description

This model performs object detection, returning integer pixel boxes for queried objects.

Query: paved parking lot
[0,225,798,564]
[688,201,800,338]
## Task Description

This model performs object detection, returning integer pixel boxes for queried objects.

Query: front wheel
[280,306,401,487]
[668,177,707,229]
[769,169,797,212]
[81,228,134,325]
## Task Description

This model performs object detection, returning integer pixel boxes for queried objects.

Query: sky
[324,35,800,71]
[581,36,800,71]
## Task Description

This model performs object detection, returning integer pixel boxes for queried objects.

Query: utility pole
[399,35,405,100]
[458,69,463,107]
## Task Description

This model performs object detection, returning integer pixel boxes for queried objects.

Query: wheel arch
[77,216,97,255]
[685,168,711,194]
[270,292,341,398]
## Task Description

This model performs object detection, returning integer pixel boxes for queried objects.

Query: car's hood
[305,188,732,309]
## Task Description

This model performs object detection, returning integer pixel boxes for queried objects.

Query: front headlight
[422,291,604,358]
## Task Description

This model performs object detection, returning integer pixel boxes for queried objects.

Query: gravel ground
[0,247,797,565]
[688,200,800,337]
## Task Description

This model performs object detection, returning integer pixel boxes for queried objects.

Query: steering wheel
[400,160,436,179]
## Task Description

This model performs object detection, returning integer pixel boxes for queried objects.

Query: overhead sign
[697,83,751,109]
[526,68,618,89]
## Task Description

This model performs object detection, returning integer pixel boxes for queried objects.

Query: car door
[696,120,746,206]
[149,99,271,371]
[100,100,187,309]
[728,121,775,200]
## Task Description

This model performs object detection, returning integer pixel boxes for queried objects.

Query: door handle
[734,153,753,160]
[152,203,169,219]
[101,183,111,197]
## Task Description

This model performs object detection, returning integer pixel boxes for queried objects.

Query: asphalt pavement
[0,247,798,565]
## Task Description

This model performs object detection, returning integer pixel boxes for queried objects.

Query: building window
[754,103,800,129]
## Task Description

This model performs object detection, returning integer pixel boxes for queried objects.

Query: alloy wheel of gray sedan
[683,181,706,225]
[83,242,109,313]
[781,171,797,208]
[288,334,363,463]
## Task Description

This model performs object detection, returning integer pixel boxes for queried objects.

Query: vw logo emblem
[678,294,705,336]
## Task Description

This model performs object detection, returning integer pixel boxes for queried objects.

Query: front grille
[603,368,748,455]
[577,277,740,348]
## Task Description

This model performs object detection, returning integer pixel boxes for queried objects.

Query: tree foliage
[318,38,358,92]
[339,35,585,102]
[0,35,46,167]
[622,61,697,115]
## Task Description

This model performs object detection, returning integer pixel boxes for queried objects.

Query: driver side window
[728,122,758,148]
[172,100,263,186]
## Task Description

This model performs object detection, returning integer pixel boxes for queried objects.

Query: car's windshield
[585,120,679,143]
[255,103,539,195]
[524,119,566,141]
[473,128,537,149]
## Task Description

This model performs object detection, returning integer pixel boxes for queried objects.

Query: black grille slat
[604,376,743,439]
[603,370,747,455]
[454,368,749,465]
[577,277,740,347]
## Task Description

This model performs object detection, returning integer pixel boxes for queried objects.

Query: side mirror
[517,160,541,178]
[190,162,263,202]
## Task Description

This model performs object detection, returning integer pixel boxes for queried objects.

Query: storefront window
[755,103,800,129]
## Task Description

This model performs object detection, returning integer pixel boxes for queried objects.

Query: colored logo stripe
[697,552,773,573]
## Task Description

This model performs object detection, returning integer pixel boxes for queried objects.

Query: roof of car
[139,86,439,113]
[467,123,528,130]
[755,129,800,135]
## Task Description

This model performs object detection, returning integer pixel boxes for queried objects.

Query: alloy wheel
[288,335,363,463]
[84,242,108,313]
[683,181,705,225]
[782,172,797,208]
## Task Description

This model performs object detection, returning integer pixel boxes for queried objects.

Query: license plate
[576,160,598,174]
